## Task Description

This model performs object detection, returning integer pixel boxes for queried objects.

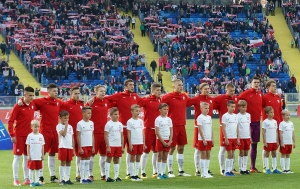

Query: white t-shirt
[56,123,74,149]
[155,116,173,140]
[279,121,294,145]
[237,113,251,139]
[262,119,277,143]
[197,114,212,141]
[77,120,94,147]
[132,18,136,23]
[26,133,45,160]
[127,118,144,145]
[222,113,238,139]
[104,120,123,147]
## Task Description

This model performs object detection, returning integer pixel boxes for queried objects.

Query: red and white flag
[249,39,263,47]
[40,88,48,96]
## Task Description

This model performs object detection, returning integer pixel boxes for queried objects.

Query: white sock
[141,153,148,174]
[23,155,29,180]
[200,159,205,174]
[243,156,248,171]
[105,162,110,179]
[262,150,265,168]
[157,162,162,175]
[89,156,94,176]
[238,156,242,171]
[48,156,56,176]
[114,164,120,179]
[12,155,20,180]
[80,160,85,181]
[126,153,131,175]
[35,170,40,183]
[218,147,225,172]
[129,162,134,176]
[76,156,80,176]
[280,158,285,171]
[177,154,184,172]
[29,169,34,183]
[167,154,173,172]
[206,160,210,175]
[286,158,290,170]
[225,158,231,173]
[264,158,269,169]
[59,166,65,181]
[99,156,106,176]
[272,158,277,170]
[135,162,140,176]
[84,160,89,180]
[152,153,158,174]
[162,163,166,174]
[194,149,200,172]
[40,161,44,177]
[65,166,71,181]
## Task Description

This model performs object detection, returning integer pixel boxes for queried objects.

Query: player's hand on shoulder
[17,99,24,106]
[88,98,94,106]
[11,137,16,143]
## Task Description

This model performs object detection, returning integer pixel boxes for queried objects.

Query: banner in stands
[0,120,13,150]
[186,107,219,119]
[0,109,40,124]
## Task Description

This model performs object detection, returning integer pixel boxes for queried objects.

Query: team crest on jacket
[183,96,185,100]
[277,100,280,103]
[105,103,107,107]
[158,99,161,102]
[259,94,261,97]
[210,100,212,103]
[80,106,82,109]
[235,98,237,101]
[57,102,59,106]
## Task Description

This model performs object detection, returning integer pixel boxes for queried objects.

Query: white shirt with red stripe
[197,114,212,141]
[127,118,144,145]
[222,113,238,139]
[104,120,123,147]
[56,123,73,149]
[237,113,251,139]
[279,121,294,145]
[155,116,173,140]
[26,133,45,160]
[77,120,94,147]
[262,119,277,143]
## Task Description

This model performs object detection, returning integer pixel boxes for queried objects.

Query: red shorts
[220,126,225,147]
[128,144,143,155]
[123,128,128,148]
[280,145,293,154]
[171,125,187,147]
[79,146,92,159]
[144,128,156,153]
[58,148,73,161]
[264,143,278,152]
[197,140,213,151]
[13,136,28,155]
[94,133,106,155]
[42,131,58,154]
[239,138,251,151]
[193,127,198,148]
[106,146,122,158]
[155,139,170,152]
[28,160,42,170]
[225,139,237,151]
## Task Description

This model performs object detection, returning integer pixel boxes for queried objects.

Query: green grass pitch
[1,118,299,189]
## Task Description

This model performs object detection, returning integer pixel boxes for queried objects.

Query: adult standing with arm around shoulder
[239,76,263,173]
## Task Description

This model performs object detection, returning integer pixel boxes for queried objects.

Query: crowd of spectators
[0,0,157,96]
[134,0,297,95]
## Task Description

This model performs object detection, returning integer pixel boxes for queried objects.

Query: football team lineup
[7,78,296,188]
